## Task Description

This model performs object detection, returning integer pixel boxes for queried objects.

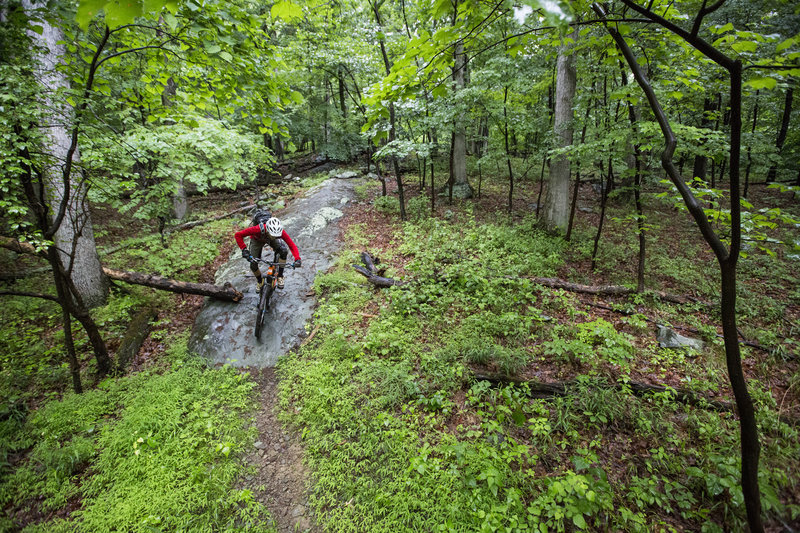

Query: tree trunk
[566,103,592,241]
[54,272,82,393]
[430,159,436,215]
[450,36,473,198]
[766,87,793,183]
[115,307,158,374]
[634,150,645,292]
[173,177,189,220]
[503,86,514,214]
[591,158,612,271]
[338,66,347,117]
[23,0,109,308]
[692,97,715,182]
[542,29,578,234]
[592,5,763,527]
[744,91,759,198]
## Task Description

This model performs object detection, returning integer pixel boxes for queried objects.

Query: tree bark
[352,252,404,287]
[691,97,715,182]
[744,91,759,198]
[566,103,592,241]
[542,29,578,233]
[22,0,109,308]
[503,86,514,214]
[450,37,473,199]
[591,159,612,271]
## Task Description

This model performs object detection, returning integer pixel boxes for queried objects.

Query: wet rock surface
[188,178,357,367]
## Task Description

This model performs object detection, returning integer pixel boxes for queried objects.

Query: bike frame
[252,258,295,339]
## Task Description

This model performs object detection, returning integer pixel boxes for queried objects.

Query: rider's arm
[234,226,260,249]
[281,230,301,261]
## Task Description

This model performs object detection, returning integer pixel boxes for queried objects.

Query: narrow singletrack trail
[189,176,359,532]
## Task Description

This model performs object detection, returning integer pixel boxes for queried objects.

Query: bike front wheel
[254,288,268,339]
[254,285,275,340]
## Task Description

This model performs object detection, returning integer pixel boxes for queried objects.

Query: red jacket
[234,226,300,261]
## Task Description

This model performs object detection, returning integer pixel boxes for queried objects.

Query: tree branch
[0,290,58,302]
[691,0,727,38]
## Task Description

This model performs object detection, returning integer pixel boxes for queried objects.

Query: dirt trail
[241,368,319,532]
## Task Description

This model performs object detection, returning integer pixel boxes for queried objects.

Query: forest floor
[88,163,800,531]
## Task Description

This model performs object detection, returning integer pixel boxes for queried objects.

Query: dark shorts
[249,236,288,262]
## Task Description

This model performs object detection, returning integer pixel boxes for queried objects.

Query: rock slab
[189,178,356,367]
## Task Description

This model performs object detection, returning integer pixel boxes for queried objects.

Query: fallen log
[352,251,404,287]
[99,203,256,257]
[115,307,158,374]
[529,277,714,307]
[1,238,243,301]
[472,372,733,411]
[102,268,243,302]
[0,236,43,257]
[352,265,404,287]
[0,290,58,302]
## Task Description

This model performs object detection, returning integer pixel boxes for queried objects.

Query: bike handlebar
[251,257,298,268]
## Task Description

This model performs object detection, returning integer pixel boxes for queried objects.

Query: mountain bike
[252,258,296,340]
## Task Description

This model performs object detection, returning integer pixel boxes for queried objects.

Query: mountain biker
[235,209,301,292]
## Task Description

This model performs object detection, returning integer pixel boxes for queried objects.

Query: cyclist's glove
[241,249,252,260]
[293,259,302,268]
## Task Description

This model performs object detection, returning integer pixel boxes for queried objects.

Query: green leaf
[731,40,758,53]
[776,36,797,52]
[162,12,177,29]
[76,0,107,29]
[712,22,735,34]
[745,77,777,90]
[205,42,221,54]
[104,0,144,29]
[143,0,167,14]
[573,514,586,529]
[271,1,303,22]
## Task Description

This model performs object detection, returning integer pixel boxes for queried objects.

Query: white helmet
[265,217,283,237]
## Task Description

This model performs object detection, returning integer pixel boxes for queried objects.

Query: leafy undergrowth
[0,334,273,532]
[278,178,800,531]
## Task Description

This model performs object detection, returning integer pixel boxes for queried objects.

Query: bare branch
[691,0,727,37]
[0,290,59,302]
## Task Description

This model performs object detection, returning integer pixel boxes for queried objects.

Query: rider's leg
[250,240,264,290]
[271,240,289,288]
